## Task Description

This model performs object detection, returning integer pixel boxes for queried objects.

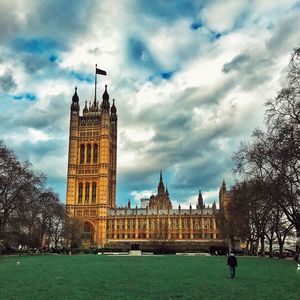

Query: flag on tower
[96,68,107,76]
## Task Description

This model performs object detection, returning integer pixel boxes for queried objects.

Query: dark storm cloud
[267,13,300,56]
[0,92,69,134]
[28,0,97,48]
[0,70,17,92]
[222,54,249,73]
[119,103,239,194]
[20,54,51,74]
[20,93,70,132]
[14,139,66,162]
[0,2,24,44]
[221,53,274,90]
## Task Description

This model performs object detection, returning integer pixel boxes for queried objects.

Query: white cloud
[201,1,248,32]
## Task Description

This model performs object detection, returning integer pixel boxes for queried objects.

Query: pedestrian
[227,251,238,279]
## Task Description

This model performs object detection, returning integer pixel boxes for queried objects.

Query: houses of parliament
[66,84,231,247]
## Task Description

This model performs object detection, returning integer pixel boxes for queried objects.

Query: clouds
[0,69,17,92]
[0,0,299,208]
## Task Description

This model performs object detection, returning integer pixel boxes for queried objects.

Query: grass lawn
[0,255,299,300]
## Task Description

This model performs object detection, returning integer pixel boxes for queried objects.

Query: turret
[219,179,227,209]
[101,85,110,112]
[83,101,88,114]
[71,87,79,112]
[212,201,217,214]
[110,99,117,123]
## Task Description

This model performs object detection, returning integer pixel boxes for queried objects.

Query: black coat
[227,255,237,267]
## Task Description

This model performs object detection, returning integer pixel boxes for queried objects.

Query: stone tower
[219,179,231,214]
[66,85,117,246]
[148,171,172,210]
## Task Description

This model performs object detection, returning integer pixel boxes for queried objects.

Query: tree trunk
[279,242,284,258]
[254,238,259,256]
[260,235,265,256]
[249,240,254,256]
[269,240,273,258]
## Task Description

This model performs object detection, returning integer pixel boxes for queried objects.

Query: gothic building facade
[66,86,230,247]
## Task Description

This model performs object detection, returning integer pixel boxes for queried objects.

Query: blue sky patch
[149,70,176,81]
[127,37,159,71]
[70,71,93,83]
[49,54,58,62]
[161,71,175,80]
[11,37,57,54]
[209,31,222,41]
[191,21,203,31]
[13,93,36,101]
[292,2,300,10]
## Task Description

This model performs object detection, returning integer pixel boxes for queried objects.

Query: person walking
[227,252,238,279]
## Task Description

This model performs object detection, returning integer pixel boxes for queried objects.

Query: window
[92,182,96,203]
[93,144,98,163]
[80,144,85,164]
[87,144,91,163]
[83,222,93,242]
[85,182,90,203]
[78,183,83,203]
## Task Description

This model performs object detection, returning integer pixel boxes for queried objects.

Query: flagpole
[94,63,97,102]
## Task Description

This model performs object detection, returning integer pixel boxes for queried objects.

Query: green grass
[0,255,299,300]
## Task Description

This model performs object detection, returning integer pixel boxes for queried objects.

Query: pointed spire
[197,189,204,210]
[158,170,165,195]
[222,178,226,188]
[212,201,216,212]
[83,101,88,113]
[127,199,131,209]
[111,99,116,113]
[220,179,227,193]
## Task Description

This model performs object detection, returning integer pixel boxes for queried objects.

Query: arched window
[87,144,91,163]
[80,144,85,164]
[92,182,96,203]
[93,144,98,163]
[78,182,83,203]
[85,182,90,203]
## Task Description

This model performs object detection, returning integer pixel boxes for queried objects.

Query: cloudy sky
[0,0,300,208]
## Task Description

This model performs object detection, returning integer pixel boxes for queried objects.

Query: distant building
[66,84,231,247]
